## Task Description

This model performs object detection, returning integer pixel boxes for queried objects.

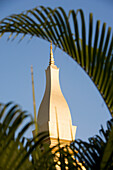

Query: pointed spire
[49,40,55,66]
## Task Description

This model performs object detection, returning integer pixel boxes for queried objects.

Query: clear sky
[0,0,112,141]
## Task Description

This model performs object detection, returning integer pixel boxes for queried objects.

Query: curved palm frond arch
[0,6,113,116]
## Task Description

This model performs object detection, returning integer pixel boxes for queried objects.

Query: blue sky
[0,0,112,141]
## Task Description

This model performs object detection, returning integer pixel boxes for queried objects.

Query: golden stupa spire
[49,41,55,66]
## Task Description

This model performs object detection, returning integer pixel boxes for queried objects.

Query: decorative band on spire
[49,41,55,66]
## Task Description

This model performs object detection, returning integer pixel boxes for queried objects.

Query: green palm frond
[54,119,113,169]
[0,6,113,116]
[0,103,49,170]
[100,120,113,169]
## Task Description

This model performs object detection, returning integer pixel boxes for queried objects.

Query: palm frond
[0,6,113,116]
[54,119,113,169]
[0,103,49,170]
[100,119,113,169]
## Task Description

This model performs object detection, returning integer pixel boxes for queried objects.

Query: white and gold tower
[37,42,77,147]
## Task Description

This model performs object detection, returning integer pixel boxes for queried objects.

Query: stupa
[37,42,77,147]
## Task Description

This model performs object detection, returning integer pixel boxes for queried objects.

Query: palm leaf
[57,119,113,169]
[0,103,50,170]
[100,120,113,169]
[0,6,113,116]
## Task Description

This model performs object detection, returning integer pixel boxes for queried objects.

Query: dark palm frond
[49,119,113,169]
[57,118,113,170]
[0,102,33,169]
[0,6,113,116]
[100,119,113,169]
[0,103,49,170]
